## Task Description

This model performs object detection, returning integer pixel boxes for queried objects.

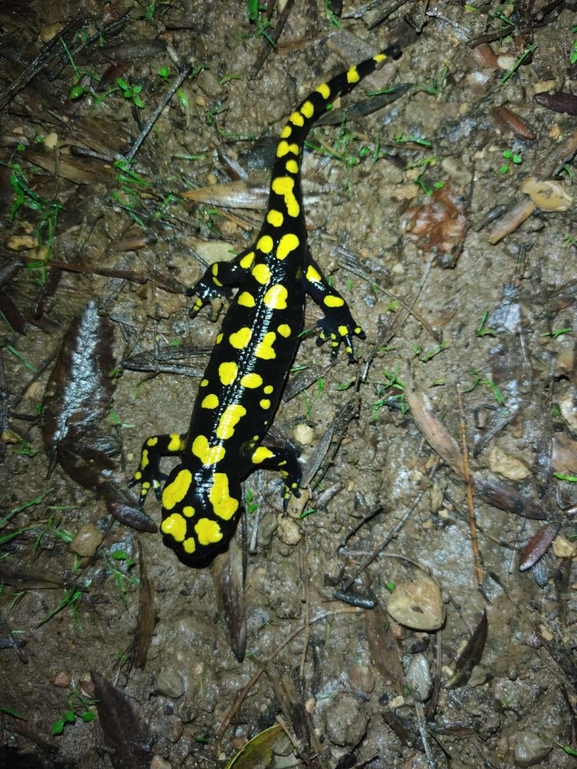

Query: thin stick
[456,384,483,586]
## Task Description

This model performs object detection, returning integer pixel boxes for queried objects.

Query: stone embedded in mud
[348,663,375,694]
[405,653,432,702]
[70,523,103,557]
[156,667,185,699]
[323,692,368,747]
[513,730,552,767]
[386,575,445,631]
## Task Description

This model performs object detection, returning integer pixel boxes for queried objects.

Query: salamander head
[159,463,242,566]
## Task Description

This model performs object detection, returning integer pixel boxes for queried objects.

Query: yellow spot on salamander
[347,66,360,84]
[263,284,288,310]
[301,100,314,119]
[285,159,299,174]
[289,111,304,127]
[237,291,255,307]
[240,251,255,269]
[277,232,299,260]
[258,234,274,253]
[200,379,209,387]
[324,294,345,307]
[162,468,192,510]
[338,325,349,337]
[219,361,238,385]
[229,327,252,349]
[276,140,299,158]
[210,473,239,520]
[183,506,195,517]
[252,263,271,285]
[255,331,277,360]
[195,517,223,545]
[240,372,263,388]
[216,404,247,440]
[201,393,219,409]
[306,265,321,282]
[168,434,182,452]
[374,53,387,64]
[277,323,291,337]
[260,399,271,409]
[252,446,274,464]
[140,449,149,469]
[133,470,142,481]
[183,538,196,554]
[316,82,331,99]
[147,437,158,447]
[267,209,284,227]
[192,435,225,466]
[280,125,292,138]
[161,513,186,542]
[216,333,223,344]
[263,385,274,394]
[271,176,300,218]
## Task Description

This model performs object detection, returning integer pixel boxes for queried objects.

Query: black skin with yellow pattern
[131,44,401,566]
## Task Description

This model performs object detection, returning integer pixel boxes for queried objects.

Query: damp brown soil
[1,1,577,768]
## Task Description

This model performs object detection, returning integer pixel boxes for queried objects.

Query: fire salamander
[131,44,401,566]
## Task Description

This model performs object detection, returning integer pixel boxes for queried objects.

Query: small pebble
[406,654,432,702]
[513,730,552,767]
[386,574,444,631]
[488,446,530,481]
[276,516,301,546]
[70,523,103,558]
[156,668,185,699]
[324,692,367,747]
[293,423,314,445]
[552,536,576,559]
[348,663,375,694]
[151,757,172,769]
[51,670,71,688]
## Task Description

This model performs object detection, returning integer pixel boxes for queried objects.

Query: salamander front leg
[251,445,302,502]
[304,251,365,361]
[187,247,257,316]
[129,433,186,503]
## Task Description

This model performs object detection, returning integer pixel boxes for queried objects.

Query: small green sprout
[51,690,97,736]
[500,43,537,85]
[116,78,145,108]
[499,149,523,174]
[395,134,433,148]
[476,310,497,337]
[571,27,577,65]
[462,369,505,405]
[158,66,171,80]
[245,489,259,515]
[543,327,573,338]
[554,472,577,483]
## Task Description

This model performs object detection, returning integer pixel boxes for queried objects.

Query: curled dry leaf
[404,181,468,267]
[519,177,572,212]
[519,523,560,572]
[386,574,445,631]
[42,302,156,533]
[91,671,153,769]
[534,91,577,115]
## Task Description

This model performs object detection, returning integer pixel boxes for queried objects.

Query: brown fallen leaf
[91,671,153,769]
[446,610,488,688]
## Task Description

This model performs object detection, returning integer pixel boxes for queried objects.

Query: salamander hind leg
[129,433,186,503]
[304,251,365,361]
[187,247,257,316]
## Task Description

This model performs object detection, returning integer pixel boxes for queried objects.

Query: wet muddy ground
[1,1,577,768]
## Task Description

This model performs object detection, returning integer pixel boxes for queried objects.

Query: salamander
[131,43,401,566]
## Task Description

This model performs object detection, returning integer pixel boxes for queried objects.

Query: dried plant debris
[405,370,546,520]
[41,302,156,532]
[91,671,153,769]
[403,181,468,268]
[519,522,561,572]
[446,610,488,689]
